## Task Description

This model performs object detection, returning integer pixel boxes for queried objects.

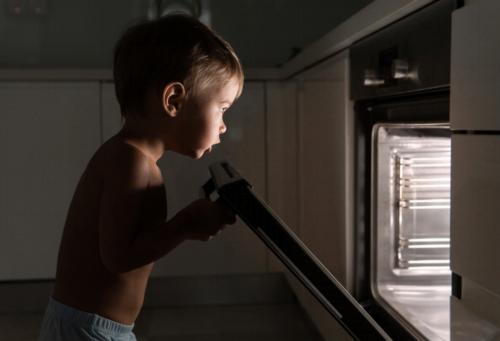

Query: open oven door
[202,161,391,341]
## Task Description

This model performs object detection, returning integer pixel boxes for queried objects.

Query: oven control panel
[350,0,456,101]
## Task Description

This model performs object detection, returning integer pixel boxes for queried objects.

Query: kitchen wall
[0,0,132,67]
[0,0,372,68]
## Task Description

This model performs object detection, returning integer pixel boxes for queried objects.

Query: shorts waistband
[47,296,135,334]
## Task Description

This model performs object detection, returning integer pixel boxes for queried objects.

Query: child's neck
[118,118,166,162]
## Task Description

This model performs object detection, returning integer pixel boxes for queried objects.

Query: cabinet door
[266,81,300,242]
[0,82,100,280]
[295,51,353,341]
[297,51,350,286]
[450,0,500,131]
[451,134,500,297]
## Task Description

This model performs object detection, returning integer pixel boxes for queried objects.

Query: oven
[350,0,458,339]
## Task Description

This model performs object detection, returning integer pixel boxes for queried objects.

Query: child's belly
[53,262,154,325]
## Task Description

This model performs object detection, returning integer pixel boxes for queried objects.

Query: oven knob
[363,69,385,86]
[391,59,418,81]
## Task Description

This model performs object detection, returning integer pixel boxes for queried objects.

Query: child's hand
[176,198,236,241]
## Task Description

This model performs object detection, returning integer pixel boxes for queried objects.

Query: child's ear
[162,82,186,117]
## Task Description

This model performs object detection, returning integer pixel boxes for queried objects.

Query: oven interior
[372,123,451,340]
[353,94,452,340]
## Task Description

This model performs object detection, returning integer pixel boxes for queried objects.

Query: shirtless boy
[38,13,243,341]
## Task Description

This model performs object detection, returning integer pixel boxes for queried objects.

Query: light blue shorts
[38,297,137,341]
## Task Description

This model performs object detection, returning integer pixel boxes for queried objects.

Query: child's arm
[98,146,234,274]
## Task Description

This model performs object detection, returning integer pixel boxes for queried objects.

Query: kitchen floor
[0,273,324,340]
[0,302,323,341]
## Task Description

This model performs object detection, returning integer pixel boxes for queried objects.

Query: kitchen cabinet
[449,0,500,333]
[0,82,101,280]
[266,81,300,238]
[450,134,500,330]
[450,0,500,131]
[296,51,350,288]
[451,135,500,296]
[266,54,353,279]
[266,51,353,341]
[298,50,352,341]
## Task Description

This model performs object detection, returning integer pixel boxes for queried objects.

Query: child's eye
[221,107,228,113]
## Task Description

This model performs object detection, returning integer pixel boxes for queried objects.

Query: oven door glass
[372,123,451,340]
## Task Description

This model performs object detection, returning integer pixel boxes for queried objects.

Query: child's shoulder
[96,136,154,181]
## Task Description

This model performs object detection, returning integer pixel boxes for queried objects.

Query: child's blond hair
[113,14,244,117]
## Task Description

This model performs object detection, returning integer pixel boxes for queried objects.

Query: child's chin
[192,147,211,160]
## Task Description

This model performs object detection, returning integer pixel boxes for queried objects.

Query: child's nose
[219,122,227,134]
